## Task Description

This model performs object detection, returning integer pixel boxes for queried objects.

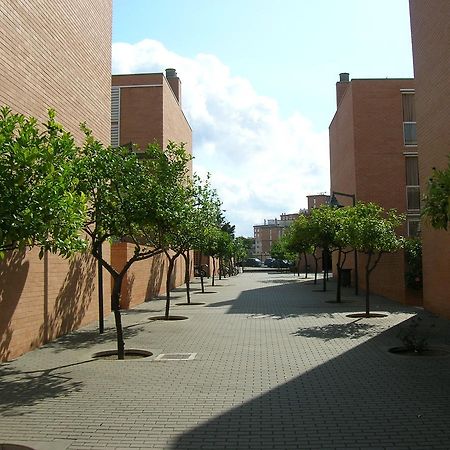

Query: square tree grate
[154,353,197,361]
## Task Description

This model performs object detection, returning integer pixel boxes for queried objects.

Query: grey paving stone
[1,272,450,449]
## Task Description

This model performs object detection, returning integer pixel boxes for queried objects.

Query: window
[111,87,120,147]
[403,123,417,145]
[405,156,420,211]
[407,219,420,237]
[402,93,417,146]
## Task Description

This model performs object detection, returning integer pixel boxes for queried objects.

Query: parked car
[268,259,293,268]
[241,258,262,267]
[264,258,275,267]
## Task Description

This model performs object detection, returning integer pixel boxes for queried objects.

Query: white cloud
[112,39,330,236]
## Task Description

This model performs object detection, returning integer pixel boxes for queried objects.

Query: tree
[422,157,450,230]
[204,228,231,283]
[0,107,87,258]
[345,202,404,317]
[234,236,254,260]
[308,205,341,291]
[78,136,191,359]
[233,236,251,269]
[161,173,221,311]
[333,207,355,303]
[286,215,314,278]
[404,237,422,290]
[270,234,296,271]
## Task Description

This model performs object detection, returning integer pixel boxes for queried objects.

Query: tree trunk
[336,248,342,303]
[322,250,328,291]
[200,272,205,293]
[111,276,125,360]
[365,253,372,317]
[212,257,216,286]
[165,255,176,320]
[364,252,382,317]
[314,255,318,285]
[303,251,308,279]
[183,251,191,304]
[365,267,371,317]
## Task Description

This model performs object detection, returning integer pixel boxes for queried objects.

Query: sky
[112,0,414,237]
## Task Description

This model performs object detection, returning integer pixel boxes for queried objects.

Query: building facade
[254,213,300,261]
[409,0,450,318]
[253,196,330,263]
[0,1,113,361]
[111,70,192,159]
[307,194,331,210]
[329,74,420,305]
[0,0,112,145]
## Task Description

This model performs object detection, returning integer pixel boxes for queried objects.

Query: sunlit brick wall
[0,0,112,144]
[410,0,450,318]
[0,1,112,361]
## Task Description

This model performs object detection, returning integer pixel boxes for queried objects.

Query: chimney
[165,68,181,105]
[336,72,350,106]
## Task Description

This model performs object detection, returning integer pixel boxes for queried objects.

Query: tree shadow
[206,278,413,320]
[0,361,87,415]
[0,251,30,361]
[121,272,135,309]
[41,322,145,352]
[34,253,96,348]
[145,253,165,300]
[292,318,378,340]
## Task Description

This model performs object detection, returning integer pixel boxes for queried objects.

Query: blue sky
[112,0,414,236]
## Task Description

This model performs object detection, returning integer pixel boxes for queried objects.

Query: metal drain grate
[154,352,197,361]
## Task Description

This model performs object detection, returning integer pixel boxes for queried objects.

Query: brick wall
[111,243,191,309]
[113,74,165,151]
[162,76,193,173]
[410,0,450,318]
[0,0,112,144]
[0,1,112,360]
[329,78,415,303]
[0,245,111,361]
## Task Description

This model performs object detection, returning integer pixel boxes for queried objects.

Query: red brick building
[0,0,113,361]
[409,0,450,318]
[253,213,300,261]
[307,194,330,210]
[111,71,193,307]
[253,195,330,263]
[329,75,420,305]
[111,71,192,165]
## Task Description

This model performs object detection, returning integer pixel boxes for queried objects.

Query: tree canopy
[422,157,450,230]
[0,107,87,258]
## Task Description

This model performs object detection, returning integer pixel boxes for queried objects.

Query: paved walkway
[1,272,450,450]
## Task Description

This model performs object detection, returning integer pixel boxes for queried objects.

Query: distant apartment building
[111,70,193,307]
[409,0,450,318]
[307,194,330,210]
[329,74,419,305]
[254,195,329,261]
[254,213,299,260]
[0,0,112,361]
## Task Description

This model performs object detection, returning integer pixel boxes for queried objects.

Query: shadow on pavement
[39,323,146,352]
[171,316,450,449]
[292,318,378,340]
[0,361,89,415]
[207,275,415,320]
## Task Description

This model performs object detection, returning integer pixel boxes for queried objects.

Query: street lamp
[330,191,359,295]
